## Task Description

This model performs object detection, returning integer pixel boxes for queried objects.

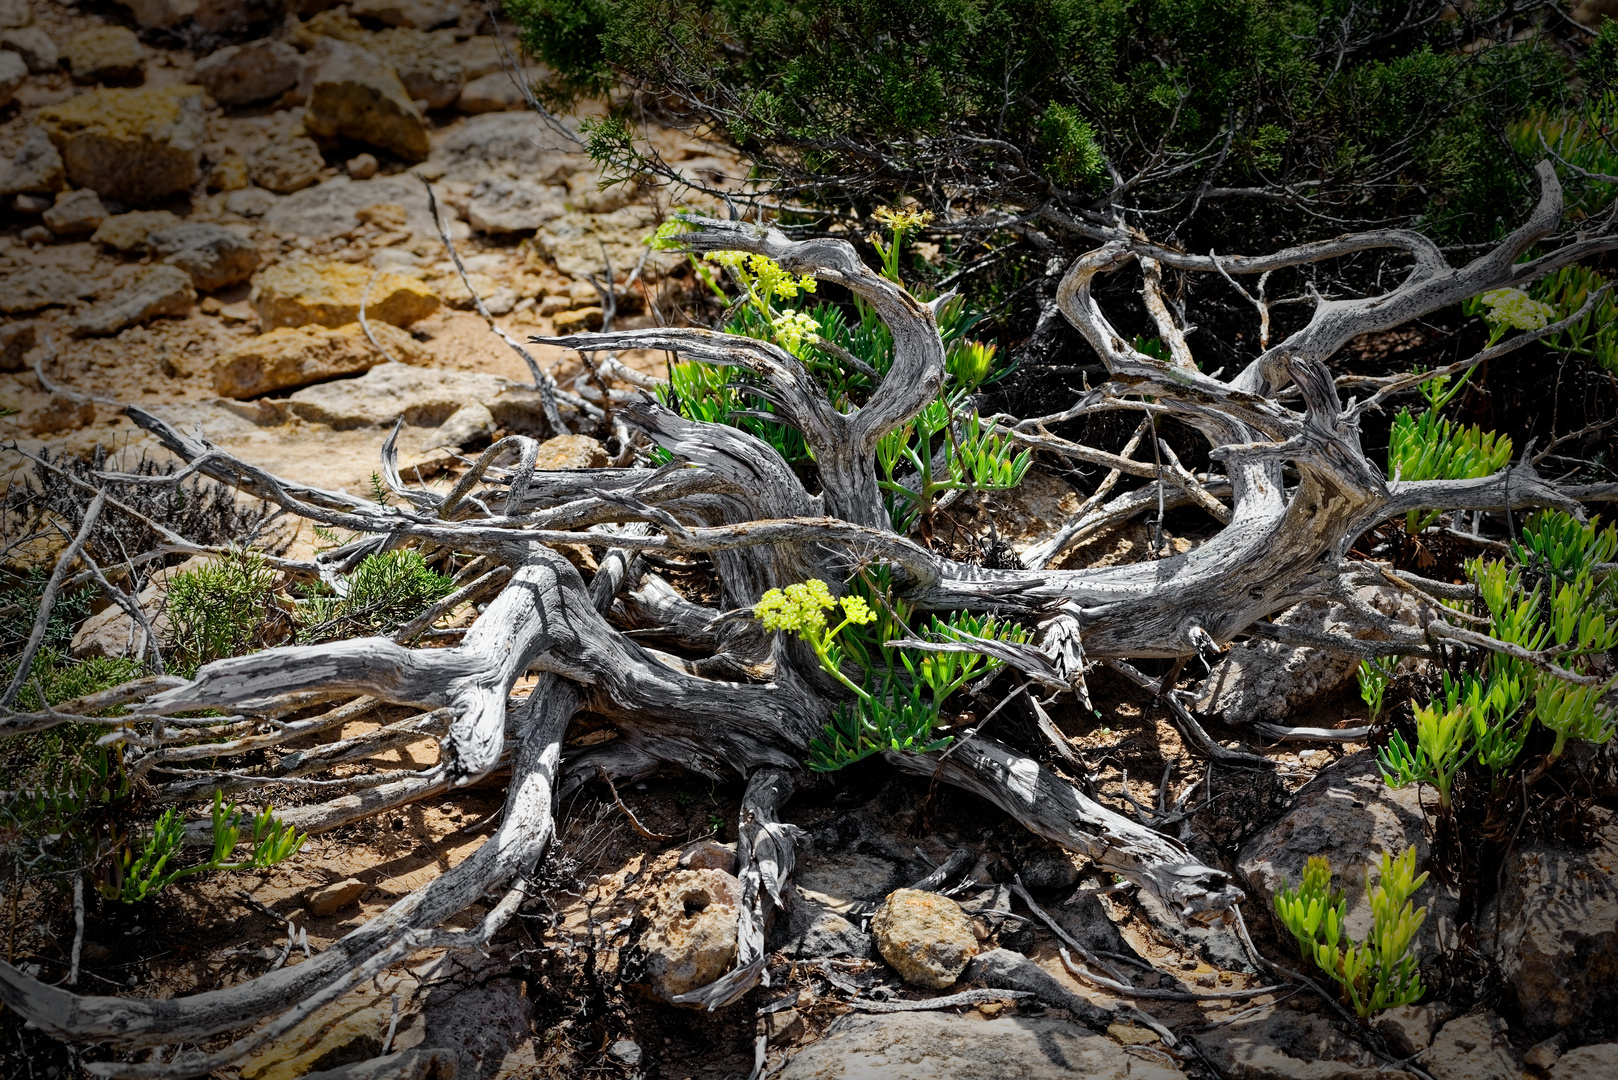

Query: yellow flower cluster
[706,251,818,302]
[1479,288,1557,332]
[771,309,821,354]
[754,579,876,637]
[873,206,935,233]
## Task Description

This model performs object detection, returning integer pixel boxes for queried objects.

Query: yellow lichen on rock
[36,85,205,204]
[870,888,978,989]
[250,261,440,330]
[213,322,432,399]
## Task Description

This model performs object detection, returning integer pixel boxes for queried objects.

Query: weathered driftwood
[3,163,1617,1073]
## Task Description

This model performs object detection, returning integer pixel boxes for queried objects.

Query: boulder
[70,265,195,337]
[0,0,28,29]
[1238,750,1458,973]
[778,1012,1187,1080]
[455,68,540,114]
[1189,1008,1416,1080]
[0,45,22,107]
[372,28,464,110]
[0,267,95,313]
[252,261,439,330]
[306,877,367,916]
[37,85,205,205]
[214,322,428,398]
[112,0,198,29]
[870,888,977,989]
[1424,1012,1522,1080]
[1479,818,1618,1039]
[3,26,59,73]
[41,188,106,237]
[637,868,741,1004]
[261,175,442,240]
[149,222,261,292]
[348,0,461,28]
[194,40,301,107]
[429,401,494,449]
[250,137,326,194]
[283,362,552,433]
[303,40,430,163]
[91,210,184,254]
[466,177,564,234]
[536,204,661,282]
[1550,1044,1618,1080]
[0,126,65,196]
[431,111,589,183]
[63,27,146,83]
[0,320,35,372]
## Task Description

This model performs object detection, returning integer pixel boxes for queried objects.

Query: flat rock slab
[777,1012,1186,1080]
[36,84,204,205]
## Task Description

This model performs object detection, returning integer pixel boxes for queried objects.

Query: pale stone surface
[1549,1044,1618,1079]
[249,137,326,194]
[37,85,205,204]
[429,401,493,449]
[346,153,377,179]
[299,1049,457,1080]
[0,126,65,196]
[779,1012,1187,1080]
[1238,751,1459,971]
[111,0,197,30]
[2,25,55,72]
[0,0,29,30]
[372,27,464,110]
[306,877,367,916]
[90,210,182,253]
[532,434,608,469]
[24,393,95,435]
[1424,1012,1522,1080]
[455,68,541,114]
[349,0,460,28]
[536,204,661,281]
[0,321,34,372]
[551,306,603,334]
[870,888,977,989]
[466,177,564,233]
[1373,1003,1455,1059]
[773,887,869,960]
[194,0,284,33]
[678,839,738,874]
[638,868,741,1004]
[262,175,443,241]
[0,266,93,312]
[195,40,302,106]
[251,261,440,330]
[42,188,106,237]
[280,362,553,435]
[0,47,22,108]
[213,322,428,398]
[149,222,261,291]
[1190,1009,1416,1080]
[431,111,589,183]
[70,264,194,336]
[210,156,251,192]
[1479,819,1618,1039]
[303,39,430,162]
[65,26,146,82]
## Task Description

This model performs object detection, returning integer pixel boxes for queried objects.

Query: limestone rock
[466,178,563,234]
[303,40,430,163]
[773,887,870,960]
[346,153,378,179]
[1,26,57,73]
[195,40,301,107]
[536,204,661,282]
[68,556,213,660]
[25,394,96,435]
[1238,750,1459,973]
[1374,1002,1455,1059]
[778,1012,1187,1080]
[0,127,65,196]
[0,45,22,107]
[0,320,35,372]
[0,266,95,312]
[1523,1034,1566,1071]
[37,85,205,204]
[551,306,603,334]
[1424,1012,1521,1080]
[429,401,493,449]
[299,1048,457,1080]
[194,0,284,33]
[41,188,106,237]
[283,362,551,433]
[226,187,280,217]
[348,0,460,28]
[64,27,146,83]
[306,877,367,916]
[147,223,260,292]
[963,948,1113,1026]
[250,137,326,194]
[638,868,741,1004]
[372,28,464,110]
[679,839,738,874]
[112,0,198,30]
[91,210,183,253]
[565,169,635,214]
[453,35,505,79]
[1190,1009,1415,1080]
[870,888,977,989]
[532,434,608,469]
[252,261,439,330]
[1550,1044,1618,1080]
[262,175,442,240]
[209,157,249,191]
[71,265,195,336]
[432,111,589,183]
[455,68,541,114]
[1479,818,1618,1039]
[0,0,28,29]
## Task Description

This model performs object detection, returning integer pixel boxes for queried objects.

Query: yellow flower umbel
[1478,288,1557,345]
[871,206,934,283]
[754,579,876,698]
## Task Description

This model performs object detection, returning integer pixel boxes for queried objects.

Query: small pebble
[347,153,378,180]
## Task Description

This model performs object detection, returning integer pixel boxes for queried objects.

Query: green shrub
[165,551,280,676]
[297,549,456,642]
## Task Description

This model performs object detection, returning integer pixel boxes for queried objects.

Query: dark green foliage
[297,549,457,642]
[511,0,1571,244]
[165,551,281,676]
